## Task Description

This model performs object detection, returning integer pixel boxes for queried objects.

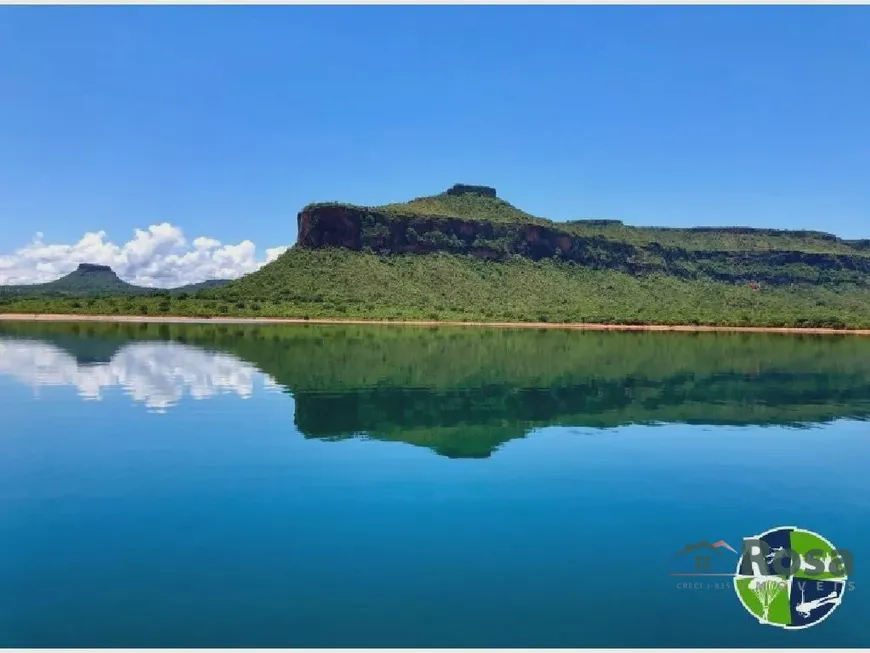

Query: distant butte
[76,263,114,273]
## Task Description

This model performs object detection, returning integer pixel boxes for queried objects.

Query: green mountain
[0,263,145,296]
[378,183,541,224]
[172,279,233,294]
[300,183,869,259]
[4,184,870,327]
[194,184,870,328]
[0,263,231,297]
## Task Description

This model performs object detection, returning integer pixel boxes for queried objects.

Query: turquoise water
[0,322,868,647]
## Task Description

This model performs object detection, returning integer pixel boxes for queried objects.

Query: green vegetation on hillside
[0,263,231,298]
[3,185,870,328]
[1,247,868,328]
[566,224,870,255]
[0,263,145,297]
[378,185,545,225]
[373,185,870,255]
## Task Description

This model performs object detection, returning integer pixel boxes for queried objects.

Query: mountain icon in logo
[676,540,739,556]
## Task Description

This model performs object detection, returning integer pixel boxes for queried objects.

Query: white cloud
[193,236,221,250]
[0,223,289,288]
[265,245,289,263]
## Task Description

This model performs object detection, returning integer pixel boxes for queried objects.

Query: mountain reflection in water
[1,321,869,458]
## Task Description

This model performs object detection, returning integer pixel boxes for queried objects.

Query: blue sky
[1,6,868,284]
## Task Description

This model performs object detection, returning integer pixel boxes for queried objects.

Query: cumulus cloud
[0,224,290,288]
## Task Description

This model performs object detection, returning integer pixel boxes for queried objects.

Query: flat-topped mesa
[296,183,534,252]
[294,186,870,286]
[567,219,624,227]
[76,263,114,274]
[445,184,497,198]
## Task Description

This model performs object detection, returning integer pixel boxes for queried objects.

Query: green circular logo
[734,525,848,629]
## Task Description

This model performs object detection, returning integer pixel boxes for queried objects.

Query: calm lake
[0,321,867,647]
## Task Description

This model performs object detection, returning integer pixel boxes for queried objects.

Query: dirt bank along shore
[1,313,869,335]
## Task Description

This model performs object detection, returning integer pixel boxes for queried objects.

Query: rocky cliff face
[297,204,365,251]
[295,188,870,286]
[296,197,635,264]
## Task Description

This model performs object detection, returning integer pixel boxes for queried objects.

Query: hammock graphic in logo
[733,526,851,630]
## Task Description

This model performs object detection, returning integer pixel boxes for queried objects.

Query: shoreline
[1,312,869,335]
